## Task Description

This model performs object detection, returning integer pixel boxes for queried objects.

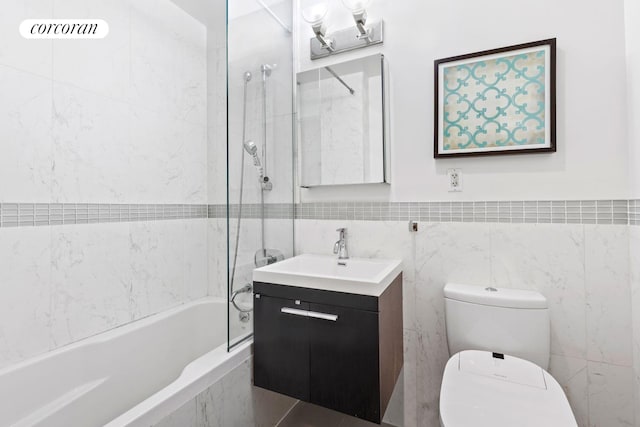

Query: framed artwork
[434,39,556,158]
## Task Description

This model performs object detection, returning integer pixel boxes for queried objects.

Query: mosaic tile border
[0,200,638,228]
[208,203,295,219]
[631,199,640,225]
[0,203,208,228]
[295,200,637,225]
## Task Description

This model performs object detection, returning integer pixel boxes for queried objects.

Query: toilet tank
[444,283,550,370]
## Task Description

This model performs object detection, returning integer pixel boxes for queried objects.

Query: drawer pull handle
[280,308,338,322]
[308,311,338,321]
[280,308,308,317]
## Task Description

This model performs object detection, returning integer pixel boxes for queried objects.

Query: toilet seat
[439,350,577,427]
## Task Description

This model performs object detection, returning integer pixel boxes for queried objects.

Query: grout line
[274,400,301,427]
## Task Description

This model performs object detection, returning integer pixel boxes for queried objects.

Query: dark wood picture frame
[434,38,557,158]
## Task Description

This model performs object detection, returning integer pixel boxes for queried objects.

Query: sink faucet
[333,228,349,260]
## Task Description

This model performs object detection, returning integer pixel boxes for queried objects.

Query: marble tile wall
[295,219,635,427]
[0,218,209,369]
[631,227,640,427]
[153,357,297,427]
[0,0,209,206]
[0,0,212,368]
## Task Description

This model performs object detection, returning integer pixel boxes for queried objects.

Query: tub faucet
[333,228,349,260]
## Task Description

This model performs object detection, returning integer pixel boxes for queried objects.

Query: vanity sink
[253,253,404,423]
[252,253,402,296]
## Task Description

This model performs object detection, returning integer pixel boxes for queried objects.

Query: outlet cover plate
[448,168,462,192]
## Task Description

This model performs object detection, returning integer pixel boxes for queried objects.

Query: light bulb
[341,0,371,13]
[301,0,329,25]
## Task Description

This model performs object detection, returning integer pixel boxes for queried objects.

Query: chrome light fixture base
[311,21,335,52]
[310,19,383,60]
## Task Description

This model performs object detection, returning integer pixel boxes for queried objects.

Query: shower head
[243,140,263,180]
[243,71,252,82]
[243,140,258,155]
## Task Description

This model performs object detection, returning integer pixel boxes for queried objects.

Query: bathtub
[0,297,252,427]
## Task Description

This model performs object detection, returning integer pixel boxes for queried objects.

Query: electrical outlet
[447,169,462,192]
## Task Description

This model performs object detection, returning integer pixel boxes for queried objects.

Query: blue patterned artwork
[435,40,556,157]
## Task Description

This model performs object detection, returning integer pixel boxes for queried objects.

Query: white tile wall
[0,219,209,369]
[208,218,228,299]
[155,398,199,427]
[129,220,208,317]
[0,0,213,369]
[630,227,640,426]
[585,226,633,366]
[414,222,492,426]
[50,222,133,347]
[52,0,131,100]
[52,83,132,203]
[0,66,52,202]
[490,223,587,359]
[0,0,209,205]
[0,227,52,366]
[587,361,635,426]
[549,355,589,427]
[153,357,297,427]
[0,0,52,78]
[402,329,418,427]
[296,219,635,427]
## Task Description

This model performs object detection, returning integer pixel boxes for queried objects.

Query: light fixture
[342,0,372,40]
[301,0,334,52]
[302,0,383,60]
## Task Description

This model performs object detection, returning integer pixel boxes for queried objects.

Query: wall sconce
[302,0,383,60]
[342,0,372,41]
[301,0,334,52]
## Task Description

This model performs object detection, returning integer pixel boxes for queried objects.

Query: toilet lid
[440,350,577,427]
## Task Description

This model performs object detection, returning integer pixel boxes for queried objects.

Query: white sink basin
[253,254,402,296]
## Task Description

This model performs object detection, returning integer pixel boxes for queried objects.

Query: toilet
[439,283,578,427]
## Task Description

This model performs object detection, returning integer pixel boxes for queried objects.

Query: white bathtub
[0,297,252,427]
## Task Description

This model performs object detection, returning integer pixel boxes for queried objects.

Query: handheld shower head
[243,140,258,156]
[243,140,263,180]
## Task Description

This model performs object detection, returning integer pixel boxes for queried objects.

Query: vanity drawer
[253,281,379,311]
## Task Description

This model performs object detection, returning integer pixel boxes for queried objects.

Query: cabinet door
[308,303,381,423]
[254,295,310,401]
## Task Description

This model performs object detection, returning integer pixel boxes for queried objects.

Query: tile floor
[277,402,396,427]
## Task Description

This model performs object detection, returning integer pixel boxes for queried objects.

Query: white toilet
[439,283,578,427]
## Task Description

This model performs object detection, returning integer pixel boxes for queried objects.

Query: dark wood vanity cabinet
[253,295,310,401]
[253,274,403,424]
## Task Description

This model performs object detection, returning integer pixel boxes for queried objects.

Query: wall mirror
[297,53,390,187]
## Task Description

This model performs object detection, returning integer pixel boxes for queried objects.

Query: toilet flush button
[485,287,498,292]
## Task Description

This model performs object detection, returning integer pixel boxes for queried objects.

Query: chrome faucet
[333,228,349,260]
